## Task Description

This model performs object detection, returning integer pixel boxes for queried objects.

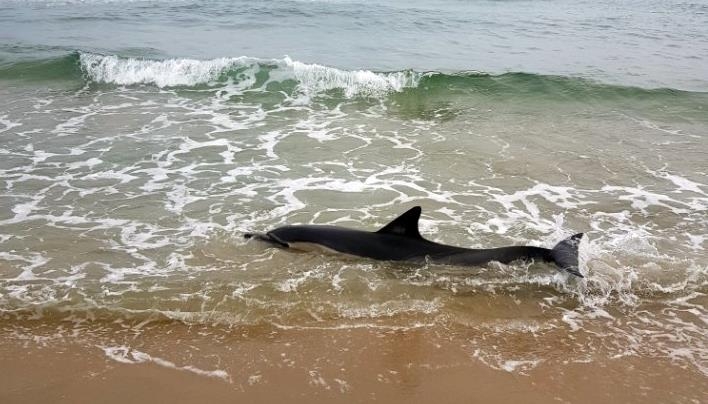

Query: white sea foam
[601,185,692,214]
[335,299,441,319]
[660,173,706,194]
[470,346,543,375]
[101,345,232,382]
[0,115,22,133]
[50,106,96,136]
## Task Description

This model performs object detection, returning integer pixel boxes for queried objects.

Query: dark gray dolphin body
[245,206,584,277]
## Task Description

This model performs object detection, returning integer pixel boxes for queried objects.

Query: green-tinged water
[0,0,706,387]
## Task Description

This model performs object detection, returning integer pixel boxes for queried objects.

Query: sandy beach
[2,317,705,404]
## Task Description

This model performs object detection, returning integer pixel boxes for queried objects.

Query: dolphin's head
[244,229,290,248]
[246,225,342,249]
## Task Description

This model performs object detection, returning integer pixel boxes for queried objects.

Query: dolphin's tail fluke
[244,232,289,248]
[549,233,584,277]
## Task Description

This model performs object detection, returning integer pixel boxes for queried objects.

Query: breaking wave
[3,52,706,102]
[77,52,423,97]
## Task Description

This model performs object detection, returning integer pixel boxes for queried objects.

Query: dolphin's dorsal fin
[376,206,423,239]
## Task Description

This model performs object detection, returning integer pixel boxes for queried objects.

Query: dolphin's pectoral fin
[376,206,424,239]
[549,233,584,277]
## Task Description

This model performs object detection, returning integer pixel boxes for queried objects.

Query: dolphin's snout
[244,232,289,248]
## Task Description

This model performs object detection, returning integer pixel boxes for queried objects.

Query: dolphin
[245,206,584,277]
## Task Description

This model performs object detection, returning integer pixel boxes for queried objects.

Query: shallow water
[0,0,707,389]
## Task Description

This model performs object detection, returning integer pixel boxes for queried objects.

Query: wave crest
[78,52,422,97]
[281,56,421,97]
[79,53,252,87]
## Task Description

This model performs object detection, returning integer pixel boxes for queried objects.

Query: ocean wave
[3,52,704,101]
[78,52,423,97]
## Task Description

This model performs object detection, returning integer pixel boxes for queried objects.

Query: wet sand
[1,321,705,404]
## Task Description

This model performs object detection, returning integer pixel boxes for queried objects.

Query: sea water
[0,0,706,387]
